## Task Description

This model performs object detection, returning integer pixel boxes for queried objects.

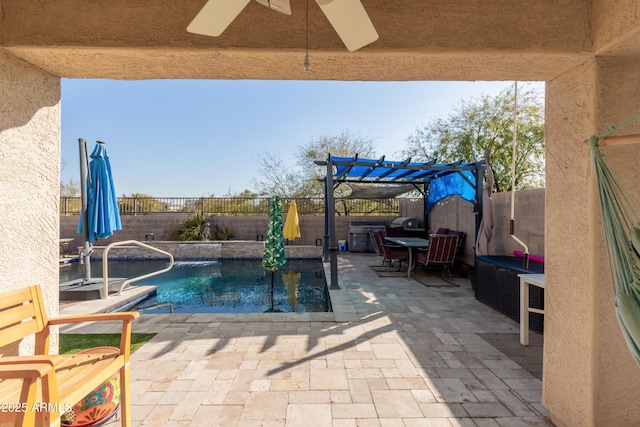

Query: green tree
[120,193,166,213]
[401,84,545,192]
[60,158,80,197]
[197,189,265,216]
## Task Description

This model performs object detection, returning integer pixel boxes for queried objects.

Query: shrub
[171,214,206,241]
[211,224,236,240]
[171,214,235,241]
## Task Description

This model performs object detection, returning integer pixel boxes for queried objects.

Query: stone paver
[62,253,550,426]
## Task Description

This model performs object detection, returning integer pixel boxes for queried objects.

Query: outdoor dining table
[384,236,430,279]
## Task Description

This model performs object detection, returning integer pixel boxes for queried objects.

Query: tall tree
[251,152,311,198]
[296,130,377,196]
[401,84,545,192]
[252,130,377,198]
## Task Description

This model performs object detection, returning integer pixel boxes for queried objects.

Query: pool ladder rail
[101,240,174,299]
[140,301,174,313]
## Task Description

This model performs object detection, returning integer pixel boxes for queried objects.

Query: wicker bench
[474,256,545,333]
[0,285,138,427]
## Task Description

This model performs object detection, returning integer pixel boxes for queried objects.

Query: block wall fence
[60,189,545,266]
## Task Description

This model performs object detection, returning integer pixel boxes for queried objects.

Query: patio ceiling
[0,0,602,81]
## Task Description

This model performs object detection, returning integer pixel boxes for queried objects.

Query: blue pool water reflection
[59,259,331,314]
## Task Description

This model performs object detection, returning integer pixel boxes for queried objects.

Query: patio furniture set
[369,227,465,282]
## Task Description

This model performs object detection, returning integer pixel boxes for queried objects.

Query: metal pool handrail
[102,240,174,298]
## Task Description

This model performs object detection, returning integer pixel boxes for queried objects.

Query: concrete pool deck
[60,252,549,426]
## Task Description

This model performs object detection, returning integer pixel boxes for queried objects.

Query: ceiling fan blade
[256,0,292,15]
[187,0,252,37]
[316,0,379,51]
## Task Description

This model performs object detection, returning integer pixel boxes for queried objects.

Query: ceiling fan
[187,0,379,52]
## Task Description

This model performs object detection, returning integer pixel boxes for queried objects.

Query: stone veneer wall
[88,241,322,260]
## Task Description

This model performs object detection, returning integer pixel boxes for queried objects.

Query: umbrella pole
[271,271,275,311]
[78,138,92,281]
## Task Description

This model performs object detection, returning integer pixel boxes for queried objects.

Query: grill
[348,221,386,252]
[389,217,417,229]
[386,217,418,237]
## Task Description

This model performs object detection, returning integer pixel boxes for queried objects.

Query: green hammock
[588,114,640,366]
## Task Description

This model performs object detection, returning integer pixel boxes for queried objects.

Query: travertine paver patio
[61,252,550,426]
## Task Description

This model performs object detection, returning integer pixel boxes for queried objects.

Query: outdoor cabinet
[348,221,385,252]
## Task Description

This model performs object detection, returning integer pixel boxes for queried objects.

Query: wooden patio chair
[0,285,139,427]
[416,233,460,283]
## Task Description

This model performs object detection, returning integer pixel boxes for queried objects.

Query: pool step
[59,278,132,301]
[59,285,159,316]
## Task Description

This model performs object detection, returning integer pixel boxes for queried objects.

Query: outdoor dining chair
[370,229,409,270]
[416,233,459,283]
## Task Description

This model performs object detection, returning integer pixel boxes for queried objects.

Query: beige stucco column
[0,51,61,354]
[545,56,640,426]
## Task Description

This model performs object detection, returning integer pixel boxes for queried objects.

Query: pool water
[60,259,331,314]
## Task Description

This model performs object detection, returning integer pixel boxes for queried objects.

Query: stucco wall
[544,56,640,426]
[591,56,640,426]
[544,59,597,427]
[0,51,60,355]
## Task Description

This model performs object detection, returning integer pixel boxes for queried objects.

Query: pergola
[315,155,486,288]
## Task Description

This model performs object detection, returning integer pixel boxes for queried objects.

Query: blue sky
[61,79,541,197]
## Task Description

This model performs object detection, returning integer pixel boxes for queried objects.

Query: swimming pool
[59,259,331,314]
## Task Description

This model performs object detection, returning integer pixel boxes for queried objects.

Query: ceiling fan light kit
[187,0,378,52]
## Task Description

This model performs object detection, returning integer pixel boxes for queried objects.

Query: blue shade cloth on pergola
[588,114,640,366]
[426,170,477,212]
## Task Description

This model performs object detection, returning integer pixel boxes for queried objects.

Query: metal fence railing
[60,197,400,216]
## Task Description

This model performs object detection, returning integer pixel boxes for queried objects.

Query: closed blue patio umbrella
[77,139,122,281]
[475,150,494,256]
